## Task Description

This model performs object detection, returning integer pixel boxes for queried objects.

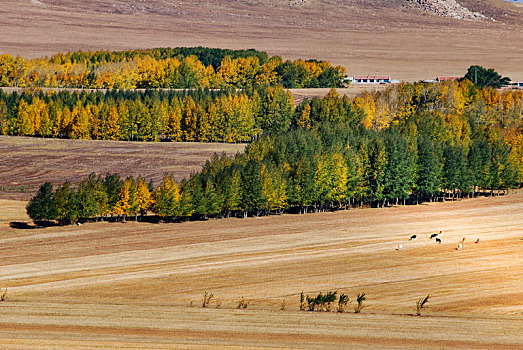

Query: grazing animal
[456,243,462,250]
[461,237,466,243]
[396,244,403,250]
[430,233,439,239]
[475,238,480,244]
[410,235,417,240]
[436,238,442,244]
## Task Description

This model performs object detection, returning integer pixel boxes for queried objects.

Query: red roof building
[436,76,461,82]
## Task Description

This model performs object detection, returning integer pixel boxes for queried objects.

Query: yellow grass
[0,190,522,348]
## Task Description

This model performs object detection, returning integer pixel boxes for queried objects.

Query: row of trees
[4,79,520,147]
[0,87,295,142]
[28,119,521,225]
[24,79,523,224]
[27,174,153,225]
[0,47,346,89]
[348,80,522,176]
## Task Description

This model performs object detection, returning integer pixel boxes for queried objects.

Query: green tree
[241,159,266,216]
[468,137,491,194]
[221,168,242,216]
[54,182,80,224]
[415,136,442,202]
[76,174,108,219]
[103,173,123,212]
[203,179,220,217]
[26,182,57,223]
[153,173,181,218]
[383,130,410,205]
[463,65,510,89]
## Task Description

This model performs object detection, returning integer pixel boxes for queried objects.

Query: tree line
[24,79,523,224]
[27,111,521,225]
[0,87,295,142]
[4,79,520,148]
[0,47,346,89]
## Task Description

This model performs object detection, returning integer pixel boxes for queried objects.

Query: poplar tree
[136,177,153,217]
[26,182,57,223]
[241,160,265,216]
[54,182,79,225]
[153,173,180,218]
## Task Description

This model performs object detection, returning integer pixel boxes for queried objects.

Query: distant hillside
[16,0,522,24]
[0,0,521,81]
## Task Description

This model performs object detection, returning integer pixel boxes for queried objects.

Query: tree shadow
[9,221,58,229]
[9,222,36,229]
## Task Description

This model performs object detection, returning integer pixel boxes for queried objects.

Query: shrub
[314,292,325,311]
[306,295,316,311]
[416,294,430,316]
[305,291,337,312]
[337,293,349,313]
[324,291,337,312]
[355,292,366,313]
[0,288,7,301]
[237,297,248,309]
[202,291,214,308]
[299,291,305,311]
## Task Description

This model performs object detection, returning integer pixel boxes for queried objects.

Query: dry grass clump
[0,288,7,301]
[202,291,214,308]
[416,294,430,316]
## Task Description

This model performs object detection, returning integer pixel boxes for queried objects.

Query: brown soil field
[0,0,522,81]
[0,135,245,200]
[289,86,391,104]
[0,188,522,348]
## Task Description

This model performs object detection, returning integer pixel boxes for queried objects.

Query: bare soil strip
[0,135,245,200]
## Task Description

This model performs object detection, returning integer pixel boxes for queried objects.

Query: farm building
[517,81,523,88]
[350,75,391,84]
[436,76,461,82]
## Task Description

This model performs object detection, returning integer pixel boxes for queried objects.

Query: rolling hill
[0,0,521,80]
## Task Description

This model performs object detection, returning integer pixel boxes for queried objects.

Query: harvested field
[0,136,245,200]
[0,189,522,348]
[289,86,390,104]
[0,0,521,81]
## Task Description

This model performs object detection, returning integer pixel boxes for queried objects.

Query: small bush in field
[416,294,430,316]
[237,297,248,309]
[324,291,337,312]
[0,288,7,301]
[355,292,366,313]
[337,293,349,313]
[299,291,305,311]
[306,295,316,311]
[305,291,337,312]
[202,291,214,308]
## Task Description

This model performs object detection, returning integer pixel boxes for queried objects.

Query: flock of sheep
[396,229,481,251]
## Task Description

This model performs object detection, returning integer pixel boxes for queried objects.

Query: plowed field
[0,136,245,200]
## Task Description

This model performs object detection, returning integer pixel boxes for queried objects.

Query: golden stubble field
[0,186,522,349]
[0,0,522,81]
